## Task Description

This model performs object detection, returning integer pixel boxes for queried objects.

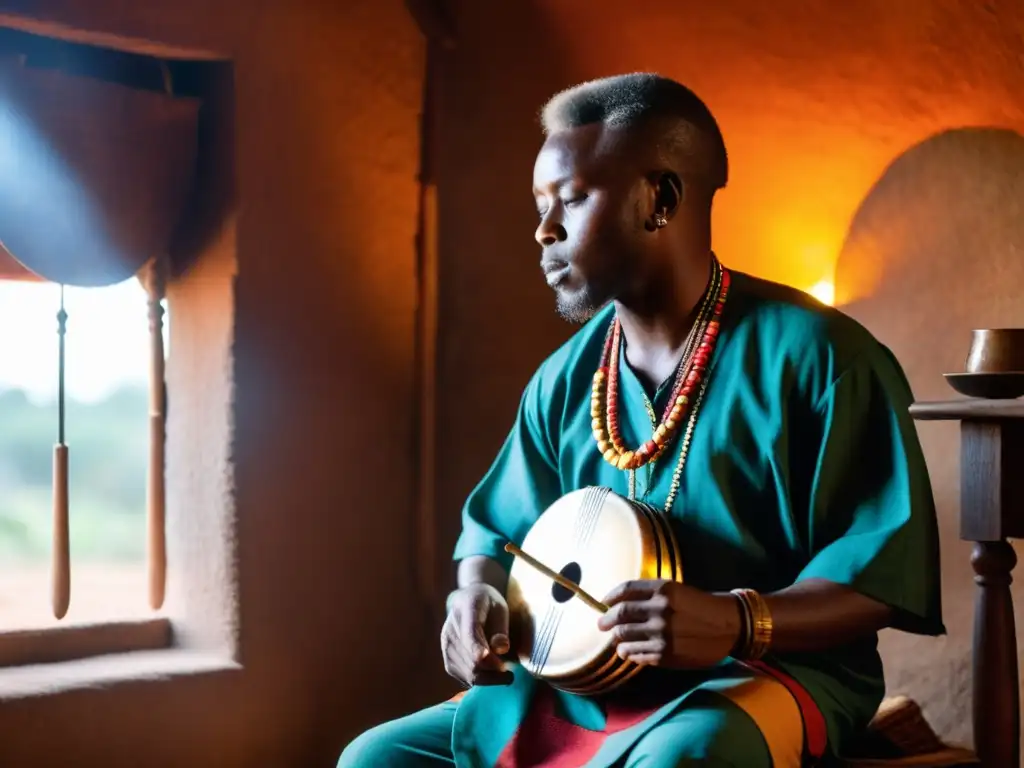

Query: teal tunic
[450,272,944,764]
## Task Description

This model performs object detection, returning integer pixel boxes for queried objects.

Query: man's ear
[644,171,684,231]
[657,172,684,219]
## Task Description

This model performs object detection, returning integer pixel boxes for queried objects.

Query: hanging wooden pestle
[139,256,167,611]
[52,285,70,619]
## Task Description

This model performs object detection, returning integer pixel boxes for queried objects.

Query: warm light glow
[807,280,835,306]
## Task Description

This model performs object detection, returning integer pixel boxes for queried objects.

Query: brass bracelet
[734,589,758,658]
[729,590,753,659]
[730,588,773,660]
[743,588,773,659]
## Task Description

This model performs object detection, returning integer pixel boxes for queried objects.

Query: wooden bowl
[965,329,1024,374]
[944,372,1024,400]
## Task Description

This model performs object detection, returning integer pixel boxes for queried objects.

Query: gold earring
[653,212,668,228]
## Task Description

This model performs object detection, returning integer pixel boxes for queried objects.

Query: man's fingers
[442,624,475,685]
[443,590,514,686]
[598,600,658,630]
[607,621,655,644]
[602,579,667,607]
[616,637,668,663]
[450,615,507,673]
[619,652,662,666]
[457,612,492,663]
[443,632,511,686]
[483,601,510,654]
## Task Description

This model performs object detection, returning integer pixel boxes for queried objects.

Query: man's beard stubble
[553,253,631,325]
[554,285,611,325]
[551,232,638,324]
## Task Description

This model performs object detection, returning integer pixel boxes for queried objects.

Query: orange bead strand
[591,261,731,471]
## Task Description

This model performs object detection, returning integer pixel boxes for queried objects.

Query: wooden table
[910,398,1024,768]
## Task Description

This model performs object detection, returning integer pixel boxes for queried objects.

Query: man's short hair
[540,73,728,191]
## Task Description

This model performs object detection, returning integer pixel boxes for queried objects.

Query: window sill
[0,647,240,702]
[0,618,240,701]
[0,617,172,667]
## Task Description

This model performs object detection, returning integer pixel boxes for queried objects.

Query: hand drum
[505,487,683,696]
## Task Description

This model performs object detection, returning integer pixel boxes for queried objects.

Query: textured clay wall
[837,127,1024,746]
[0,1,427,766]
[1,0,1020,763]
[434,0,1024,749]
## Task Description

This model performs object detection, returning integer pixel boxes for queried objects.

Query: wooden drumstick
[504,542,609,614]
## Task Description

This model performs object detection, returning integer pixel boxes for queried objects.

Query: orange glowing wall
[527,2,1024,305]
[436,0,1024,546]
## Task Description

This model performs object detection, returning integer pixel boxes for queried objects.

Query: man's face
[532,125,648,324]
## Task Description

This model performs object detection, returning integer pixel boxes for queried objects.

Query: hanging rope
[57,285,66,444]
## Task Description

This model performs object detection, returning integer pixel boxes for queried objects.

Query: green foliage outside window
[0,386,147,565]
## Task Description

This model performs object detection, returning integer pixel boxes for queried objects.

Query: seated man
[340,73,943,767]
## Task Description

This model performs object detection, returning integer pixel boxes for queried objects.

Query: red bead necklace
[591,259,731,471]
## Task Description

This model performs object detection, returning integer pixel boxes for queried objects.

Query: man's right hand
[441,583,514,687]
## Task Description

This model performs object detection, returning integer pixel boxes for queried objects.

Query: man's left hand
[597,580,742,669]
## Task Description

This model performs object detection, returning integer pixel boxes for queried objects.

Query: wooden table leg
[971,540,1020,768]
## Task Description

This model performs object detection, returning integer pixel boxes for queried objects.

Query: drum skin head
[507,487,683,694]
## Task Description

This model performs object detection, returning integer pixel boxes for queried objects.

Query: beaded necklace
[590,256,732,513]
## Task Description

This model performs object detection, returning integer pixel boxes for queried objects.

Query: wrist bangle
[730,588,773,660]
[730,590,753,659]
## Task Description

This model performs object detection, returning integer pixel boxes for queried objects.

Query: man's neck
[614,253,713,390]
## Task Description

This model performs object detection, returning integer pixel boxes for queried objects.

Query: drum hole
[552,562,582,603]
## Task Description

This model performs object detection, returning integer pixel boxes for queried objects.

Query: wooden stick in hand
[504,542,608,614]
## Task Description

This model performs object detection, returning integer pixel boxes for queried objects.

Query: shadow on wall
[836,127,1024,747]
